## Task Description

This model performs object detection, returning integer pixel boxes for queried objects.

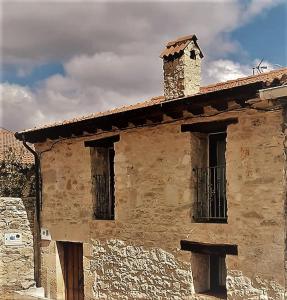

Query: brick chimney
[160,35,203,100]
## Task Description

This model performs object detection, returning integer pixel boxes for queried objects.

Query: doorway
[63,242,84,300]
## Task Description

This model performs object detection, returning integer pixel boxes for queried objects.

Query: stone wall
[90,239,193,299]
[36,105,287,299]
[163,40,201,100]
[0,197,35,297]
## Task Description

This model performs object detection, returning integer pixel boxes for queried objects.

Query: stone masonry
[35,104,287,299]
[163,39,201,100]
[0,197,35,297]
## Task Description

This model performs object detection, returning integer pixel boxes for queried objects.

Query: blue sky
[1,0,287,131]
[231,2,286,65]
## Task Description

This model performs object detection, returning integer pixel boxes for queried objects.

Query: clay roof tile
[17,68,287,135]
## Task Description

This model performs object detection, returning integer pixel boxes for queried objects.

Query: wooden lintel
[181,240,238,256]
[84,134,120,147]
[181,117,238,133]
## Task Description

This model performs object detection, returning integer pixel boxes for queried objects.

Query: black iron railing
[194,166,227,222]
[94,174,114,220]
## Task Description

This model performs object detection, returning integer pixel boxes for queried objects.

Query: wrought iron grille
[94,174,113,220]
[194,166,227,222]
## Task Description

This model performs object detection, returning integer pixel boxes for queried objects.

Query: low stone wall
[0,197,35,296]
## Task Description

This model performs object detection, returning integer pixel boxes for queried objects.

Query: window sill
[193,217,228,224]
[195,291,227,300]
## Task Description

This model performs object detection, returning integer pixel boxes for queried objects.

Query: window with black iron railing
[194,165,227,223]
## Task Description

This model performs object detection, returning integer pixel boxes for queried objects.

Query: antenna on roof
[252,58,268,75]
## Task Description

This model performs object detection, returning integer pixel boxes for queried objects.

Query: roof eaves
[15,81,264,144]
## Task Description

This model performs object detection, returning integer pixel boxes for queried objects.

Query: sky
[1,0,286,132]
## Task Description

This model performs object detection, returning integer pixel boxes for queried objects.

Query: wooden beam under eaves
[186,105,204,115]
[181,240,238,256]
[210,101,228,111]
[181,117,238,133]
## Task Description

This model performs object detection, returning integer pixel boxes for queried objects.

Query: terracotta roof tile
[18,68,287,135]
[166,34,196,47]
[160,34,203,59]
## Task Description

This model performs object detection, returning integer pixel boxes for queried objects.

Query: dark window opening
[181,241,233,299]
[86,135,119,220]
[194,132,227,223]
[210,255,227,296]
[190,50,196,60]
[190,253,227,298]
[93,147,115,220]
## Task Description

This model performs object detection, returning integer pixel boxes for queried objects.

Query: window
[191,253,227,298]
[85,135,119,220]
[181,118,237,223]
[181,241,237,299]
[193,131,227,223]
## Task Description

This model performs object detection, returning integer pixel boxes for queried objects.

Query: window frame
[85,135,119,220]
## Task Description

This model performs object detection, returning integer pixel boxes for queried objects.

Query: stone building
[15,35,287,299]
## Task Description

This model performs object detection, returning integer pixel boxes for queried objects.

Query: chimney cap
[160,34,203,59]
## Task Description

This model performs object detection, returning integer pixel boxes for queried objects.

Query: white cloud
[203,58,275,84]
[204,59,251,83]
[243,0,284,20]
[0,83,45,130]
[1,0,284,131]
[1,1,244,65]
[1,56,276,132]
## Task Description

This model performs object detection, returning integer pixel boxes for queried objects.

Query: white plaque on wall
[4,233,23,246]
[41,228,51,241]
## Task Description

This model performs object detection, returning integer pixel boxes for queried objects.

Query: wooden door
[63,242,84,300]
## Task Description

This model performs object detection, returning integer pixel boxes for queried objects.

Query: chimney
[160,35,203,100]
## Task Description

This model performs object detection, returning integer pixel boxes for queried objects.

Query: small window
[85,135,119,220]
[190,50,196,60]
[191,253,227,298]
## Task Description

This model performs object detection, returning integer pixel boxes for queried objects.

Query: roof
[15,68,287,143]
[0,127,34,164]
[160,34,204,59]
[17,68,287,137]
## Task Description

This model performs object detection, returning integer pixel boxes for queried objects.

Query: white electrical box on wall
[41,228,51,241]
[4,233,23,246]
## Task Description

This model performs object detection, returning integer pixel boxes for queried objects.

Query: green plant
[0,147,35,197]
